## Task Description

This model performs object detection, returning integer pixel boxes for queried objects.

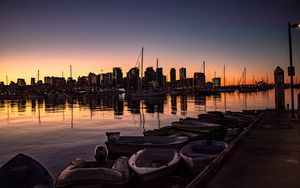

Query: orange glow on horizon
[0,50,296,85]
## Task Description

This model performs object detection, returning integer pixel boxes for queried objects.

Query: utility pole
[6,75,8,85]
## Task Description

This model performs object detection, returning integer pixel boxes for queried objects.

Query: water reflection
[0,89,299,128]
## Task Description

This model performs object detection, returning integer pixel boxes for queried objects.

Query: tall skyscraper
[179,67,186,80]
[113,67,123,88]
[194,72,205,88]
[31,78,35,86]
[170,68,176,82]
[156,67,164,88]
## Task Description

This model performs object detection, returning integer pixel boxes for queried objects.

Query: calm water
[0,89,299,177]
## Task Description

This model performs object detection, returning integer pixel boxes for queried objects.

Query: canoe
[105,132,188,157]
[129,148,180,181]
[0,153,54,188]
[180,140,228,174]
[56,156,130,188]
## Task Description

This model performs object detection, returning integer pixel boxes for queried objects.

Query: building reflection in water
[37,99,43,125]
[171,95,177,115]
[114,94,124,119]
[180,95,188,116]
[194,94,206,113]
[1,89,291,128]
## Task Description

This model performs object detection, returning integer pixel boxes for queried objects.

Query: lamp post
[288,22,300,115]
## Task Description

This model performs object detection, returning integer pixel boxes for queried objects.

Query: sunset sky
[0,0,300,84]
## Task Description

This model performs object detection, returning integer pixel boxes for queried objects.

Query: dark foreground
[205,110,300,188]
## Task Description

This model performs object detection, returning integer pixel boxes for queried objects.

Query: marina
[0,88,299,187]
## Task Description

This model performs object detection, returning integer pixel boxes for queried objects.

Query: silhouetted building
[88,73,97,86]
[144,67,156,88]
[212,77,221,87]
[156,67,164,88]
[78,76,88,86]
[17,79,26,86]
[105,73,113,87]
[194,73,205,88]
[44,77,52,85]
[113,67,123,88]
[45,76,66,87]
[179,67,186,80]
[127,67,139,90]
[170,68,176,88]
[30,78,35,86]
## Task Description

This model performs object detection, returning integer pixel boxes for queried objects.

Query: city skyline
[1,0,300,84]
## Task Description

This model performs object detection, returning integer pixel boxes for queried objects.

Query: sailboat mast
[223,65,226,86]
[141,47,144,78]
[244,67,246,85]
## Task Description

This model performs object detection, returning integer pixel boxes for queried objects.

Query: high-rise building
[156,67,164,88]
[144,67,156,88]
[170,68,176,82]
[31,78,35,86]
[113,67,123,88]
[212,77,221,87]
[17,79,26,86]
[194,72,205,88]
[179,67,186,80]
[126,67,139,90]
[88,73,97,86]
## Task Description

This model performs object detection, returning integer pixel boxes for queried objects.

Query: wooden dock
[187,109,300,188]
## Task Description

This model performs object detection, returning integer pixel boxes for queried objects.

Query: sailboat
[131,47,165,98]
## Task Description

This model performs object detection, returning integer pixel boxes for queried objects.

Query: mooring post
[274,66,285,110]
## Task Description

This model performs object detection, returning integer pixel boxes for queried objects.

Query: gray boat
[128,148,180,181]
[180,140,228,174]
[105,132,188,157]
[0,153,54,188]
[56,145,130,188]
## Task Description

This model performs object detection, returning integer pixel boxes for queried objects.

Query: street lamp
[288,22,300,115]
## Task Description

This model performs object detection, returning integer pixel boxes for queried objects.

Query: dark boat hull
[105,136,188,158]
[0,153,54,188]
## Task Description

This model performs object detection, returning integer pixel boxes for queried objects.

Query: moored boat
[56,146,130,188]
[105,132,188,158]
[180,140,228,174]
[0,153,54,188]
[128,148,180,181]
[143,126,206,139]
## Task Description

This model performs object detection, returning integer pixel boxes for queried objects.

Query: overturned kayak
[56,156,130,188]
[0,153,54,188]
[105,132,188,157]
[180,140,228,174]
[129,148,180,181]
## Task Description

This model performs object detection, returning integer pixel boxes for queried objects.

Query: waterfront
[0,89,299,177]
